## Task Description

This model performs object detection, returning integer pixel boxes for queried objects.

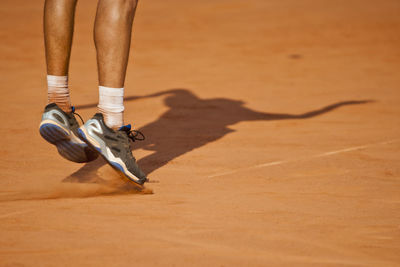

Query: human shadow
[65,88,372,183]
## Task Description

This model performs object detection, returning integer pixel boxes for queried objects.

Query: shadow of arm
[247,100,374,121]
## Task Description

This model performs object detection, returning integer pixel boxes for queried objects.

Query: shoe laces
[119,124,145,142]
[71,106,84,125]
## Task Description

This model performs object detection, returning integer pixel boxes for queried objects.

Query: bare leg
[44,0,77,112]
[44,0,77,76]
[94,0,138,88]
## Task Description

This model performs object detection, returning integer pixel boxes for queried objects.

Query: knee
[99,0,138,20]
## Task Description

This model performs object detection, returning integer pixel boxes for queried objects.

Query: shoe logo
[87,120,103,135]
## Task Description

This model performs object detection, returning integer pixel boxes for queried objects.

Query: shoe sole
[39,120,92,163]
[77,127,145,186]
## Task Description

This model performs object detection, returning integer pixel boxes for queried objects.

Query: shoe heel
[39,123,69,145]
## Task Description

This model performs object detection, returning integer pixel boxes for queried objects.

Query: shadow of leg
[137,149,186,176]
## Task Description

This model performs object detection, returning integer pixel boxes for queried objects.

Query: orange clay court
[1,0,400,266]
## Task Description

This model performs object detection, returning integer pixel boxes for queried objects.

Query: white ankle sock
[47,75,71,113]
[98,86,124,130]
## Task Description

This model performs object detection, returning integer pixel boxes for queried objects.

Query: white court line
[255,161,285,168]
[208,139,400,178]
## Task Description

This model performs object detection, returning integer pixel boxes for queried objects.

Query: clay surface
[0,0,399,265]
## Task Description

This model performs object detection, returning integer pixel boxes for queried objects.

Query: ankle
[97,86,124,130]
[47,75,72,113]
